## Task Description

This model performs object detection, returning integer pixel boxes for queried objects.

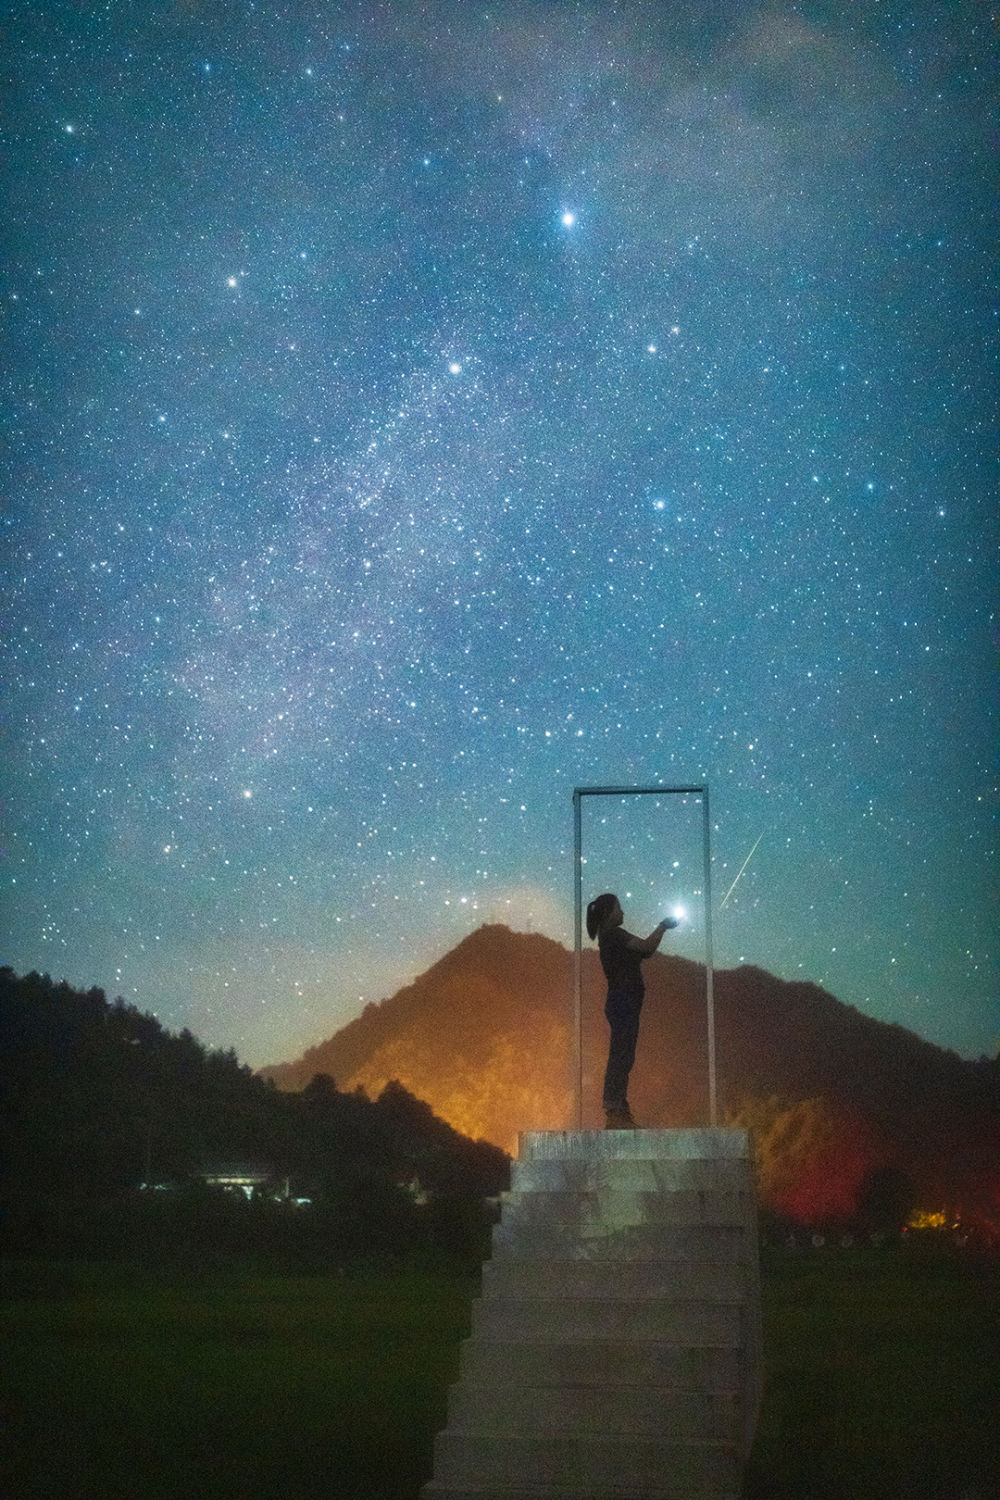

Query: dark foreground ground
[1,1244,997,1499]
[742,1243,998,1500]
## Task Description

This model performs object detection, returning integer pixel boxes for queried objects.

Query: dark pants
[602,988,643,1111]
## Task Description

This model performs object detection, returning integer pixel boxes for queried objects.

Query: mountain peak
[261,926,998,1229]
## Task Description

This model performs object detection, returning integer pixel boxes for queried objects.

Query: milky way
[4,3,995,1066]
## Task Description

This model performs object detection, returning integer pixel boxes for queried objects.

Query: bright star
[561,211,576,227]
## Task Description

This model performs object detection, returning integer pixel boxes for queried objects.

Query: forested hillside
[0,967,508,1267]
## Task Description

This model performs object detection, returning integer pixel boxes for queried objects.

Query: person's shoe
[604,1106,637,1129]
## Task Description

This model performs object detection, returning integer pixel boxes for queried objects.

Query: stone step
[492,1216,749,1263]
[447,1379,743,1442]
[511,1155,751,1195]
[499,1188,752,1228]
[518,1128,752,1163]
[481,1256,745,1302]
[422,1476,743,1500]
[423,1484,740,1499]
[431,1429,740,1493]
[456,1335,742,1392]
[470,1294,745,1344]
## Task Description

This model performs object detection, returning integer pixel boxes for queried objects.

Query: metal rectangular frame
[572,784,716,1128]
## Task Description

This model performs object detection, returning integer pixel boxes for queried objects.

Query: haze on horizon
[3,3,995,1070]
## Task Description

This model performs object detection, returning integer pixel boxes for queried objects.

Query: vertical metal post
[702,787,718,1127]
[572,789,583,1130]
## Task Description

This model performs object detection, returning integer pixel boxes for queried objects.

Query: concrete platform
[421,1129,762,1500]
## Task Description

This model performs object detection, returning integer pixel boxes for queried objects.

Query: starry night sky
[4,2,996,1069]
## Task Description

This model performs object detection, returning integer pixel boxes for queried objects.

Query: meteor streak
[720,832,763,909]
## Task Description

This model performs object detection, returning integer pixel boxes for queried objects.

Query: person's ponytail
[586,892,617,940]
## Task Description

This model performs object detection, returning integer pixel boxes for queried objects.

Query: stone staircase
[422,1128,761,1500]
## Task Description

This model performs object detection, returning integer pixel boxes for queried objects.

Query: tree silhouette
[0,967,509,1267]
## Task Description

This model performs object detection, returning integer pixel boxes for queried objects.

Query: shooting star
[720,833,764,909]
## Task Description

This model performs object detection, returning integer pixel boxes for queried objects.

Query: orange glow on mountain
[347,1020,574,1153]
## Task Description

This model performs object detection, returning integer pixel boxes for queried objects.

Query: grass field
[744,1244,999,1500]
[1,1246,997,1499]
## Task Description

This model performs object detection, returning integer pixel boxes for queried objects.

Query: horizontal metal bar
[573,784,706,798]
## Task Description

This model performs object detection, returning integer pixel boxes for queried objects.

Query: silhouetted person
[586,893,677,1129]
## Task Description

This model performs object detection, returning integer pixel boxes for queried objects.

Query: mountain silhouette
[262,925,999,1230]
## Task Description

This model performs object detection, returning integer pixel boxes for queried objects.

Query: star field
[3,3,995,1066]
